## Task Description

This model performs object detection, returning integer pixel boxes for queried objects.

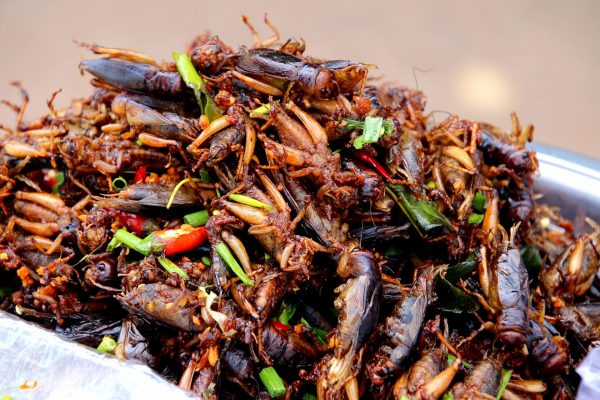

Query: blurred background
[1,0,599,158]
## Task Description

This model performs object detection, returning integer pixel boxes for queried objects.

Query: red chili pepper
[133,166,147,184]
[354,150,392,181]
[272,320,292,332]
[153,225,208,256]
[115,211,145,236]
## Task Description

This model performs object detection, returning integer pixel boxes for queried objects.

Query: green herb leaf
[436,277,480,313]
[278,301,297,326]
[201,256,211,266]
[441,392,453,400]
[198,169,211,183]
[173,51,221,122]
[448,354,473,368]
[300,318,328,344]
[97,336,117,354]
[520,245,543,275]
[446,252,479,283]
[426,181,436,189]
[472,191,487,213]
[259,366,286,398]
[343,116,394,149]
[386,184,454,238]
[158,257,190,281]
[496,369,513,399]
[468,213,484,225]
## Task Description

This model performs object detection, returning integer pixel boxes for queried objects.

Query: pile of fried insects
[0,16,597,400]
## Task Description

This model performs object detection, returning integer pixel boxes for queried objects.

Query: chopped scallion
[250,103,271,118]
[448,354,472,368]
[201,256,211,266]
[343,116,394,149]
[300,318,328,344]
[112,176,128,191]
[259,366,286,398]
[114,228,150,256]
[229,193,273,210]
[302,394,318,400]
[215,242,253,286]
[496,369,513,399]
[183,210,209,227]
[106,236,121,252]
[158,257,189,280]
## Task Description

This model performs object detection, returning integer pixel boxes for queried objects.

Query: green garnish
[51,171,65,194]
[448,354,472,368]
[302,394,318,400]
[426,181,436,189]
[468,213,484,225]
[343,116,394,149]
[183,210,209,227]
[111,176,128,191]
[472,191,487,213]
[386,184,454,238]
[113,228,150,256]
[198,169,211,183]
[215,242,253,286]
[135,139,144,146]
[259,366,286,398]
[250,103,271,118]
[300,318,328,345]
[441,392,453,400]
[496,369,513,399]
[229,193,273,210]
[158,257,189,280]
[201,256,211,266]
[106,236,121,252]
[521,245,543,275]
[277,301,297,326]
[97,336,117,354]
[173,51,221,122]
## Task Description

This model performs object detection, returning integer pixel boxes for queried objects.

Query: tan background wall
[1,0,599,159]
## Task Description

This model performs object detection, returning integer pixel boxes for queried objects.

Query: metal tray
[0,144,598,399]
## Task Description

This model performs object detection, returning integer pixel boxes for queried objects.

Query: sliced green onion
[472,191,487,213]
[136,139,144,146]
[468,213,484,225]
[448,354,472,368]
[496,369,513,399]
[51,172,65,194]
[277,301,296,326]
[302,394,317,400]
[264,253,272,263]
[183,210,209,227]
[158,257,190,280]
[114,228,150,256]
[250,103,271,118]
[426,181,436,189]
[215,242,253,286]
[520,245,543,274]
[106,236,121,251]
[201,256,211,266]
[97,336,117,354]
[112,176,128,191]
[300,318,328,344]
[229,193,273,210]
[173,51,221,122]
[259,366,286,398]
